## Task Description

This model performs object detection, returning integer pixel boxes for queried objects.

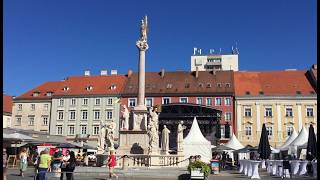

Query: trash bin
[96,154,108,167]
[210,160,220,174]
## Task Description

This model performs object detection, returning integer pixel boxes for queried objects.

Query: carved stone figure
[140,16,148,42]
[149,107,159,131]
[106,122,116,150]
[121,105,130,130]
[161,125,171,154]
[98,120,106,149]
[147,107,160,154]
[177,121,186,152]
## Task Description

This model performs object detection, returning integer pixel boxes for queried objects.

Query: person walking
[60,150,70,180]
[19,148,28,177]
[37,149,51,180]
[63,151,76,180]
[107,150,118,180]
[3,148,8,180]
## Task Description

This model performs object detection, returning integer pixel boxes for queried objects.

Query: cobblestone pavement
[5,167,317,180]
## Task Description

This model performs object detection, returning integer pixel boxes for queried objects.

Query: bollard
[122,156,128,170]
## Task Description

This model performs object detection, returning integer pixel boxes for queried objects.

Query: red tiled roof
[234,70,316,96]
[16,75,127,99]
[3,94,13,113]
[123,71,234,96]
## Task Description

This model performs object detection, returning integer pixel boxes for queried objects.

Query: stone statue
[140,16,148,42]
[106,122,116,150]
[147,107,159,154]
[149,107,159,131]
[177,121,186,152]
[121,105,130,130]
[98,120,106,149]
[161,125,171,154]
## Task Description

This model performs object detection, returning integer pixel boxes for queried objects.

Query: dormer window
[86,85,93,91]
[259,91,264,95]
[225,83,231,88]
[46,92,53,96]
[217,83,222,88]
[206,83,211,88]
[198,83,203,88]
[63,86,70,91]
[245,91,251,95]
[185,83,190,88]
[166,84,172,89]
[128,85,133,89]
[296,91,301,95]
[32,92,40,97]
[110,84,117,90]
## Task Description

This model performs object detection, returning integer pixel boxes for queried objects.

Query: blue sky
[4,0,317,96]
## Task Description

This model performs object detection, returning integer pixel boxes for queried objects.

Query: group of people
[212,151,233,170]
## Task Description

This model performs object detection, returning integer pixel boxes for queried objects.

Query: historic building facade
[234,70,317,148]
[3,94,13,128]
[121,69,235,146]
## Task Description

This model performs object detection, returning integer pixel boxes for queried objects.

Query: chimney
[195,67,199,78]
[161,68,165,78]
[84,70,90,76]
[111,69,118,75]
[127,69,133,78]
[100,70,108,76]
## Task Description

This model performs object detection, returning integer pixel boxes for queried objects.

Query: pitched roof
[3,94,13,113]
[123,70,234,96]
[234,70,316,96]
[15,75,127,99]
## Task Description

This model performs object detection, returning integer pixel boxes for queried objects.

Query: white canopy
[270,146,280,153]
[279,128,298,151]
[224,133,244,150]
[183,117,212,163]
[289,127,308,147]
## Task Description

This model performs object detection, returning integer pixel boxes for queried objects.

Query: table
[250,161,261,179]
[260,159,266,169]
[247,161,253,177]
[244,160,248,175]
[266,160,272,174]
[311,160,317,177]
[271,160,277,175]
[275,160,283,177]
[290,160,300,175]
[239,160,244,173]
[298,160,308,176]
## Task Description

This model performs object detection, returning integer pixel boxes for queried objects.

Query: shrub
[188,160,211,179]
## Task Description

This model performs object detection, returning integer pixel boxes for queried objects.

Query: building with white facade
[3,94,13,128]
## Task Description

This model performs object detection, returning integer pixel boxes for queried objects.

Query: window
[185,83,190,88]
[245,91,250,95]
[18,104,22,111]
[225,83,231,88]
[245,126,252,136]
[244,108,252,117]
[145,98,153,107]
[59,99,64,106]
[69,111,76,120]
[31,104,35,111]
[307,108,314,117]
[83,98,88,105]
[225,98,231,106]
[43,116,48,125]
[107,111,113,120]
[128,98,136,107]
[33,92,39,97]
[206,83,211,88]
[217,83,222,88]
[221,126,225,138]
[225,112,232,121]
[46,92,52,96]
[285,108,293,117]
[58,111,64,120]
[63,86,69,91]
[196,97,203,105]
[162,97,170,105]
[57,126,63,135]
[93,126,100,135]
[44,104,49,111]
[110,84,117,90]
[71,99,76,106]
[266,126,273,136]
[68,126,75,135]
[29,116,35,126]
[107,98,113,105]
[81,125,87,135]
[95,98,101,105]
[16,116,21,126]
[94,111,100,120]
[86,85,93,91]
[166,84,172,89]
[180,97,188,103]
[287,126,293,136]
[82,110,88,120]
[206,98,212,106]
[265,108,273,117]
[215,98,222,106]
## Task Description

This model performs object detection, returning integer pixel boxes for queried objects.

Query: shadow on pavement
[178,173,190,180]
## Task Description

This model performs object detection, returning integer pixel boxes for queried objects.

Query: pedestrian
[83,153,89,166]
[37,149,51,180]
[3,148,8,180]
[107,150,118,180]
[60,150,70,180]
[64,151,76,180]
[52,149,63,178]
[19,148,28,177]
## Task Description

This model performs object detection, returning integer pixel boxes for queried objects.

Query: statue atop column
[177,121,186,153]
[147,107,159,154]
[121,105,130,130]
[140,15,148,42]
[161,125,171,155]
[98,120,106,149]
[106,122,116,150]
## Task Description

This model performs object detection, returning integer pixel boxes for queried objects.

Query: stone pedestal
[132,110,148,130]
[118,130,149,155]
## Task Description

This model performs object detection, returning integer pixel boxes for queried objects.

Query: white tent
[270,146,280,153]
[287,127,308,155]
[224,133,244,150]
[183,117,212,163]
[279,128,298,151]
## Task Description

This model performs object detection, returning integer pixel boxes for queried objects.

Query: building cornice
[122,92,234,97]
[235,95,317,101]
[13,99,52,103]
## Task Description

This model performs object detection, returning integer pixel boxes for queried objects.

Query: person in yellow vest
[37,149,51,180]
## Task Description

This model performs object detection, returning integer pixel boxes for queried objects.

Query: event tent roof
[184,117,211,145]
[224,133,244,150]
[279,128,298,150]
[289,127,308,147]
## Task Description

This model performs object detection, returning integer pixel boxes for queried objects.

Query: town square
[3,0,317,180]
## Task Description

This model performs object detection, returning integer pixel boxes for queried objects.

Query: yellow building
[234,70,317,148]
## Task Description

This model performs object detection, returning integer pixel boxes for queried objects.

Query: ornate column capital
[136,40,149,51]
